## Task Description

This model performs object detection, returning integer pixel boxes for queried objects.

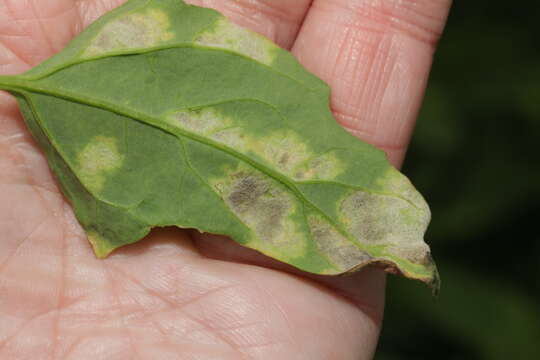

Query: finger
[293,0,452,166]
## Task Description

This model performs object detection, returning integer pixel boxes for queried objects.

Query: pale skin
[0,0,452,359]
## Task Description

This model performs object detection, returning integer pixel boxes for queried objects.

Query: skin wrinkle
[248,272,298,353]
[61,337,89,360]
[170,263,298,356]
[124,308,228,351]
[0,95,25,131]
[102,261,140,360]
[180,284,258,331]
[0,207,49,274]
[1,1,25,28]
[319,0,445,46]
[0,307,59,353]
[102,260,253,352]
[138,309,236,350]
[0,214,64,354]
[51,206,72,360]
[0,37,32,69]
[104,261,238,315]
[343,124,408,152]
[371,35,398,140]
[179,310,244,358]
[2,0,78,66]
[0,132,25,143]
[146,317,178,353]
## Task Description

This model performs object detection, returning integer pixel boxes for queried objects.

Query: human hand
[0,0,451,359]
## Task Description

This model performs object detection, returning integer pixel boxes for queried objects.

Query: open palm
[0,0,451,359]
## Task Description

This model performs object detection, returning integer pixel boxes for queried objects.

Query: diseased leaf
[0,0,439,291]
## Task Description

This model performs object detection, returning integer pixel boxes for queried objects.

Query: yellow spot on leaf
[373,167,432,265]
[168,108,344,181]
[249,131,344,181]
[78,136,124,193]
[169,108,231,134]
[195,18,277,65]
[294,151,345,180]
[377,166,431,214]
[211,127,246,149]
[250,131,311,176]
[84,8,174,57]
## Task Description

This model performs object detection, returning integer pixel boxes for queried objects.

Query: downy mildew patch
[170,108,231,134]
[167,108,247,150]
[294,151,345,181]
[252,131,312,176]
[195,18,278,65]
[168,109,344,181]
[83,8,174,57]
[377,166,431,213]
[339,186,431,265]
[252,132,344,181]
[211,167,306,259]
[308,215,372,273]
[77,136,124,193]
[166,106,430,267]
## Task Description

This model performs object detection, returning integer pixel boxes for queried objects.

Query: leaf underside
[0,0,439,292]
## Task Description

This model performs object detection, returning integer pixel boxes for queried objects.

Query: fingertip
[292,0,452,163]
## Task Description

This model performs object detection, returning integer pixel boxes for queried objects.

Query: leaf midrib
[4,78,377,254]
[21,43,323,92]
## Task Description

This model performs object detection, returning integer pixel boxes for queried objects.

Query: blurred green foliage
[376,1,540,359]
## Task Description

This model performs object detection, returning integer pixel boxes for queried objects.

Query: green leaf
[0,0,438,291]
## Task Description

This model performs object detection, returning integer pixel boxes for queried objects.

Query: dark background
[375,1,540,359]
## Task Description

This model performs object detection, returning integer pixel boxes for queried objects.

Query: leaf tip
[87,231,115,258]
[428,265,441,297]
